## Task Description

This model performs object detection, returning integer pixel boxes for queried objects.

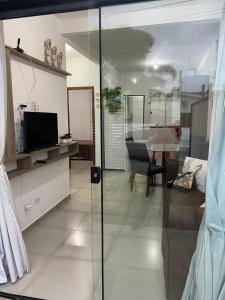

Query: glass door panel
[100,1,222,300]
[88,8,102,300]
[0,8,101,300]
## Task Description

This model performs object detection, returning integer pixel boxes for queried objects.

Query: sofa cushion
[163,188,204,229]
[166,188,204,206]
[162,186,204,300]
[164,228,199,300]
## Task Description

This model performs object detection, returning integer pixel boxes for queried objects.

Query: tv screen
[24,112,58,152]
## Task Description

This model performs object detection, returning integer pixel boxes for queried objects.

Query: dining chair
[126,142,165,196]
[125,137,134,142]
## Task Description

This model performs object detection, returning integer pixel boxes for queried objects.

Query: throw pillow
[182,157,208,193]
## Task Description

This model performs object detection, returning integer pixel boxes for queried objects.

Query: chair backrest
[125,137,134,143]
[126,142,149,162]
[126,142,150,175]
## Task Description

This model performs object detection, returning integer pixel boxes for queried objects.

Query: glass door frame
[1,1,221,300]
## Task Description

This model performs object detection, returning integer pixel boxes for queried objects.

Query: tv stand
[5,142,79,179]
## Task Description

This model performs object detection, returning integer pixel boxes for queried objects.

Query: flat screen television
[24,112,58,152]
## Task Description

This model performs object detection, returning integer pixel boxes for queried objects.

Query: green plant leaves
[103,86,122,113]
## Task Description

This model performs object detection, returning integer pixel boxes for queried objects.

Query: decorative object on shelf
[44,40,64,70]
[51,46,57,68]
[103,86,122,113]
[6,45,70,76]
[44,39,52,65]
[60,133,72,144]
[57,51,63,69]
[14,38,24,53]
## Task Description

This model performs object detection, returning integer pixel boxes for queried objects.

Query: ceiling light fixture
[153,64,159,70]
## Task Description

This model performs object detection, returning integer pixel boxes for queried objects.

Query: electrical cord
[26,53,37,108]
[16,62,29,105]
[16,51,39,112]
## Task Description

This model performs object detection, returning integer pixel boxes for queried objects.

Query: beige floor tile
[78,213,124,236]
[58,196,94,213]
[104,264,166,300]
[107,236,163,271]
[0,254,49,294]
[72,188,92,200]
[24,225,71,255]
[55,230,114,261]
[39,209,87,230]
[3,161,166,300]
[121,216,163,240]
[24,258,93,300]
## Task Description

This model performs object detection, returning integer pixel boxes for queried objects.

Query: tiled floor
[102,169,166,300]
[0,161,166,300]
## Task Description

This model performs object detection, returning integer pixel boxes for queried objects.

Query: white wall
[197,40,218,83]
[120,71,180,125]
[4,15,66,68]
[197,40,219,141]
[66,49,125,169]
[100,0,224,29]
[4,14,68,137]
[4,15,70,230]
[59,0,224,34]
[10,56,68,137]
[67,51,99,88]
[11,159,70,231]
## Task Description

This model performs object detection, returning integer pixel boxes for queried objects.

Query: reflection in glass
[100,1,223,300]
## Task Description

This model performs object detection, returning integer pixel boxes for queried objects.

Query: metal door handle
[91,166,101,184]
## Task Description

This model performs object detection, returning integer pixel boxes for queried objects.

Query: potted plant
[103,86,122,113]
[59,133,72,144]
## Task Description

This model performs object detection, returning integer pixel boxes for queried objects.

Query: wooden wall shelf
[5,45,71,77]
[7,142,79,179]
[5,153,31,163]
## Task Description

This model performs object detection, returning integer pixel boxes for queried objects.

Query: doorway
[125,95,145,140]
[67,86,96,164]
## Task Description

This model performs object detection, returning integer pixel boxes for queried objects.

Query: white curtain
[182,6,225,300]
[209,5,225,150]
[0,22,29,283]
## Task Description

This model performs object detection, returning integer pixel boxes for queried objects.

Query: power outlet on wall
[24,203,32,213]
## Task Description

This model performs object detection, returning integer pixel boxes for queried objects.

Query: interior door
[68,87,93,141]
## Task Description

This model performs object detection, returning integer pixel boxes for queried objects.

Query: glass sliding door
[1,8,101,300]
[100,1,223,299]
[87,8,102,300]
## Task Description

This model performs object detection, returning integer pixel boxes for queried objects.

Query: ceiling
[65,19,220,74]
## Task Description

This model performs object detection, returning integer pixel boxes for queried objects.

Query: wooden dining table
[148,144,179,182]
[133,139,179,182]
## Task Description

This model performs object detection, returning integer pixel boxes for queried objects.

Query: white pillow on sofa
[182,157,208,193]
